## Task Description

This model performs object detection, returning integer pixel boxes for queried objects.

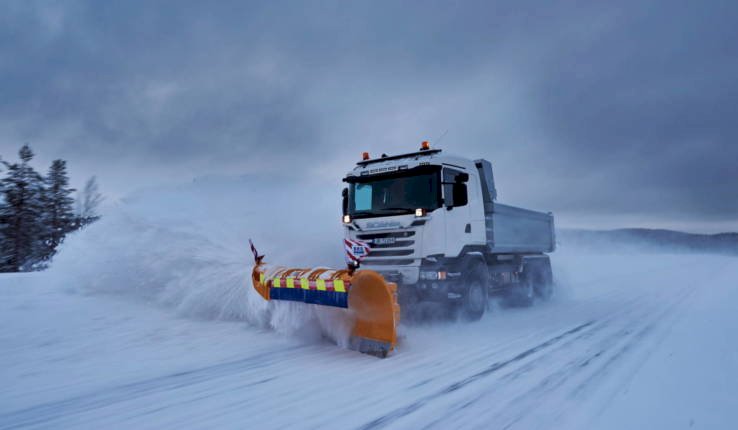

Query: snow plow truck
[251,142,555,357]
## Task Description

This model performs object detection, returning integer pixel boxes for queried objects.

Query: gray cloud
[1,0,737,231]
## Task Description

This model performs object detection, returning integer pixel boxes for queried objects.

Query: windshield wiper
[350,208,411,218]
[351,211,377,217]
[378,207,414,213]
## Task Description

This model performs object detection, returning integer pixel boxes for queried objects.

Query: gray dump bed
[475,159,556,254]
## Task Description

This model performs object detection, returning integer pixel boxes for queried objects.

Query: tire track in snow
[0,346,305,430]
[392,268,670,399]
[420,283,696,430]
[361,278,696,430]
[357,320,596,430]
[498,285,695,429]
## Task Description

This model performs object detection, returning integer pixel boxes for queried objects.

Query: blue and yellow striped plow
[256,268,350,308]
[251,264,400,358]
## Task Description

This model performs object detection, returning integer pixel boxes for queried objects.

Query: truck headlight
[342,215,351,224]
[420,271,437,280]
[420,271,447,280]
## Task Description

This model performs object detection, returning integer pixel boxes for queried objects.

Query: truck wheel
[534,259,554,301]
[460,263,488,321]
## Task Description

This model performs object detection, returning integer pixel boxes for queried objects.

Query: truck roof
[346,148,478,178]
[355,148,443,166]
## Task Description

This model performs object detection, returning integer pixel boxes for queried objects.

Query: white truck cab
[342,143,555,319]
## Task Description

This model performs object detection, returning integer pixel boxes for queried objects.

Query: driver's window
[443,168,467,207]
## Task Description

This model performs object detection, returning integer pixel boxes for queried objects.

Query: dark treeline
[1,144,103,272]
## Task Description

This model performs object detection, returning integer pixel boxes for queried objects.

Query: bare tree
[77,176,104,226]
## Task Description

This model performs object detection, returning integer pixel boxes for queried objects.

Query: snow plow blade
[251,262,400,358]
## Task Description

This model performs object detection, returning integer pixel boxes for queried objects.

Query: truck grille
[357,231,417,266]
[361,259,415,266]
[357,231,415,240]
[367,249,414,257]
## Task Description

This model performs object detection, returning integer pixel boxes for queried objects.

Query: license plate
[374,237,396,245]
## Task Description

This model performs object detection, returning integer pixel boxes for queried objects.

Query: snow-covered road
[2,251,736,429]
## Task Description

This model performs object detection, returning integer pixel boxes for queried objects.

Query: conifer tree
[43,159,76,259]
[0,145,47,271]
[0,160,10,271]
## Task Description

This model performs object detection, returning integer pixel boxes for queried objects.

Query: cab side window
[443,168,468,208]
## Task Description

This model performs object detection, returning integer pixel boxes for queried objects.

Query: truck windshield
[348,170,441,218]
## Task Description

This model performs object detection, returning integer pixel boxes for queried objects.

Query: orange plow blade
[251,261,400,358]
[348,270,400,357]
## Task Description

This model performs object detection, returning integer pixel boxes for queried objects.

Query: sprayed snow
[45,175,352,344]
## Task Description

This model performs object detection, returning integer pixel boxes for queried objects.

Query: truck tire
[460,263,489,321]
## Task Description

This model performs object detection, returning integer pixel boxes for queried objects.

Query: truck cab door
[442,167,471,257]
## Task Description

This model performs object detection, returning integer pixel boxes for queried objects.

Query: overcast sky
[1,0,737,232]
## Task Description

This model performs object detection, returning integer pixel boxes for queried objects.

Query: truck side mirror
[342,188,348,215]
[452,183,468,207]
